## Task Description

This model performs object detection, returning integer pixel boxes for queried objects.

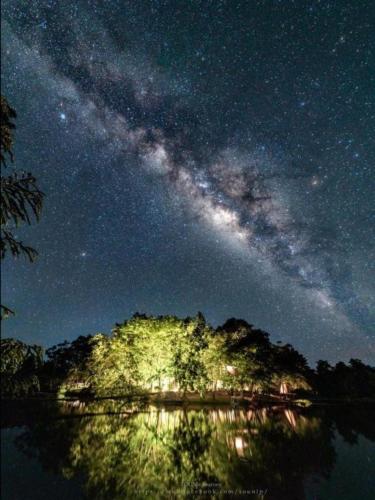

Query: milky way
[1,1,374,363]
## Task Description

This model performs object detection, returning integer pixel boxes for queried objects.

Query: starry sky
[1,0,374,364]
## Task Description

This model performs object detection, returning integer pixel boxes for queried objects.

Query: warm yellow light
[280,382,288,394]
[284,409,297,428]
[235,436,244,449]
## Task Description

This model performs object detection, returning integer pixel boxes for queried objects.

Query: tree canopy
[39,313,314,398]
[2,313,373,400]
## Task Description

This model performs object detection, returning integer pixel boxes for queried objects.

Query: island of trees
[1,313,374,402]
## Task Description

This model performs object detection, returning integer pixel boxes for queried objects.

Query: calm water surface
[1,400,374,499]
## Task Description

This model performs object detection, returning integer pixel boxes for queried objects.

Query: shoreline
[2,392,375,407]
[2,395,374,428]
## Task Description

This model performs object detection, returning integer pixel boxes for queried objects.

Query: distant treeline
[1,313,374,399]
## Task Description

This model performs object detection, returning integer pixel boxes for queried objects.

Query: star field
[1,0,374,363]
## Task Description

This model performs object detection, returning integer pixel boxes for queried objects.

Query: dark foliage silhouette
[0,96,44,318]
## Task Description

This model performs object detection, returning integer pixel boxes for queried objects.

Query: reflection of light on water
[234,436,247,457]
[280,382,288,394]
[284,409,297,428]
[62,400,87,413]
[14,401,327,500]
[145,406,301,431]
[63,400,85,408]
[59,402,301,438]
[261,408,268,423]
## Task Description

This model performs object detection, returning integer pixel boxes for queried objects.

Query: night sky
[1,0,374,364]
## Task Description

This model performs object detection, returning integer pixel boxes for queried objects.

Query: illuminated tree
[47,314,316,399]
[86,313,212,397]
[214,319,273,394]
[270,343,312,395]
[86,333,139,396]
[201,331,228,395]
[110,314,185,393]
[172,312,210,396]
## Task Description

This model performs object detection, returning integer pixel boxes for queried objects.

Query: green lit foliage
[87,313,212,397]
[6,314,371,401]
[0,96,44,319]
[0,338,43,398]
[113,314,186,391]
[171,312,210,396]
[202,331,228,395]
[202,319,313,396]
[86,333,139,397]
[213,319,273,393]
[54,314,314,398]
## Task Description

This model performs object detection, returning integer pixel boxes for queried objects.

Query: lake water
[1,400,374,499]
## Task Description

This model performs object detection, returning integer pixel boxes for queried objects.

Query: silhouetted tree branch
[0,96,44,318]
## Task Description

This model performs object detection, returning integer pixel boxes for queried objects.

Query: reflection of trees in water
[14,403,374,500]
[324,407,375,445]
